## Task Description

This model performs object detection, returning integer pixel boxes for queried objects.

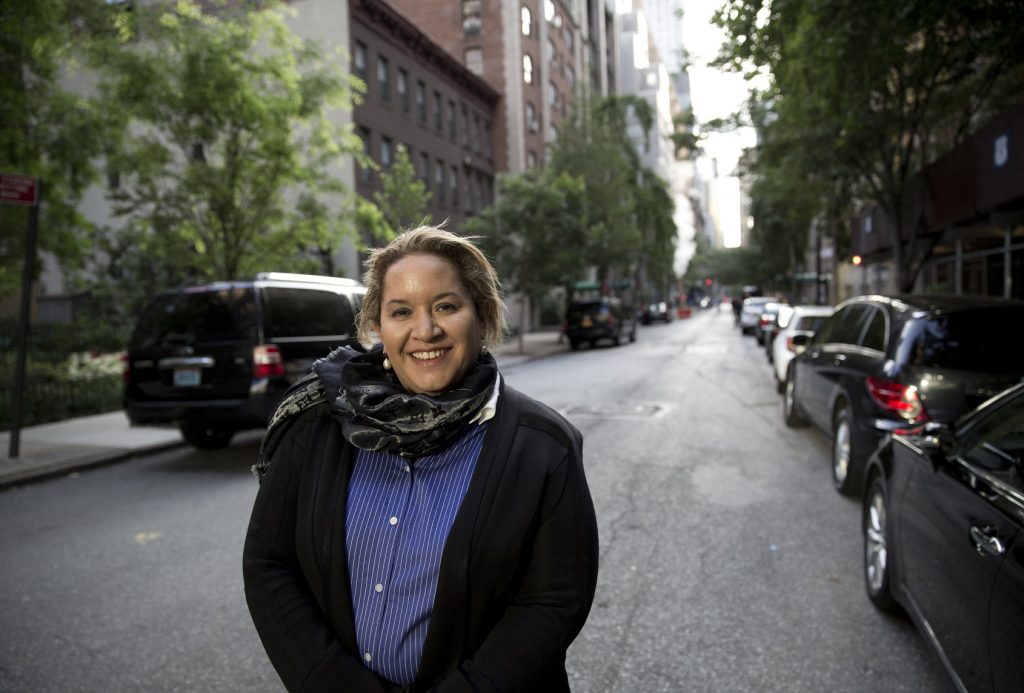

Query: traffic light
[704,278,713,286]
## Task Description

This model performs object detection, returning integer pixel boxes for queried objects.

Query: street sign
[0,172,39,206]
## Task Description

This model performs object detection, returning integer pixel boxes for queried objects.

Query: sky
[679,0,763,247]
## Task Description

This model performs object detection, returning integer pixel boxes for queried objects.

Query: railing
[0,319,132,430]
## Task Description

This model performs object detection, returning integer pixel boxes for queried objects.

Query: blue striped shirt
[346,421,487,685]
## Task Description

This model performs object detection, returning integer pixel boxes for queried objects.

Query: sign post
[1,173,41,459]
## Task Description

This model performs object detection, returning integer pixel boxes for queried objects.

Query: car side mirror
[916,421,957,467]
[790,333,811,350]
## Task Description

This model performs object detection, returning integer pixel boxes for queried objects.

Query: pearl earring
[383,355,392,370]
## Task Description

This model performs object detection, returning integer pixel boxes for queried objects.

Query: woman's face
[376,253,484,396]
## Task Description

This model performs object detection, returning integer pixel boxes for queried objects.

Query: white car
[771,305,835,392]
[738,296,778,334]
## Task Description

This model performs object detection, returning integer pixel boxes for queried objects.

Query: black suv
[565,297,638,350]
[124,273,365,449]
[783,294,1024,495]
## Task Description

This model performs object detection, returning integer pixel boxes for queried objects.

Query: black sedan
[783,294,1024,495]
[861,382,1024,693]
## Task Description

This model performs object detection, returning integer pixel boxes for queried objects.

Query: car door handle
[970,525,1005,557]
[833,354,846,364]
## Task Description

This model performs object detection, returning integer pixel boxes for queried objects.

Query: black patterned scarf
[314,342,497,459]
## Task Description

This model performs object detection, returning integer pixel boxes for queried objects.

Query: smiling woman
[243,226,599,692]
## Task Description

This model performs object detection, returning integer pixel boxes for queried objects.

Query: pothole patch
[564,402,672,420]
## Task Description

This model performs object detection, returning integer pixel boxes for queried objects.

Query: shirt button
[364,652,372,663]
[389,516,398,526]
[375,583,384,593]
[404,464,411,473]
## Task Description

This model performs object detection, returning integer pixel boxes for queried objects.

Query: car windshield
[131,287,258,348]
[904,308,1024,373]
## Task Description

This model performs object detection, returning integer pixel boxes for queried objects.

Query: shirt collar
[469,372,501,425]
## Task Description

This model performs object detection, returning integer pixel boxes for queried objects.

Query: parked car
[565,297,638,350]
[641,301,674,324]
[124,272,365,449]
[771,305,835,391]
[738,296,778,335]
[783,294,1024,495]
[754,301,786,346]
[861,381,1024,693]
[762,304,794,363]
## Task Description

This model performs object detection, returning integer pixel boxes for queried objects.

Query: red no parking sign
[0,172,39,206]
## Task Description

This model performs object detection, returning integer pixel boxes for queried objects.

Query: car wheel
[863,475,898,612]
[775,373,786,395]
[180,422,234,450]
[832,405,862,496]
[783,367,807,427]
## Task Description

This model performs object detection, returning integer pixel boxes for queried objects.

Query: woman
[243,226,599,692]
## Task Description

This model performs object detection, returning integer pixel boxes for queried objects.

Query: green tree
[716,0,1024,291]
[373,145,431,233]
[0,0,119,298]
[93,0,364,301]
[549,92,677,295]
[463,170,587,350]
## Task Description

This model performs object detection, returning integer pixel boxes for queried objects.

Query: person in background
[243,225,599,692]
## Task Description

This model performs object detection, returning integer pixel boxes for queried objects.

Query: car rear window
[262,287,356,339]
[132,287,258,347]
[794,315,830,332]
[906,308,1024,373]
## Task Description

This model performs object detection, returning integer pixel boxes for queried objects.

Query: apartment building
[349,0,500,233]
[387,0,619,173]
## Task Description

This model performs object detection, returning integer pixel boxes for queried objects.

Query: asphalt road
[0,308,952,692]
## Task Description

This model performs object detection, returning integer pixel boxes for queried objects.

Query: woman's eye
[391,307,411,318]
[436,302,457,313]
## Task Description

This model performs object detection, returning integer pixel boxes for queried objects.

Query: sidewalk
[0,329,568,489]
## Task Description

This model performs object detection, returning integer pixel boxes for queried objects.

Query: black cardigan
[243,382,599,692]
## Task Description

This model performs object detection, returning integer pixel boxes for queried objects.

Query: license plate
[174,368,201,387]
[581,316,593,328]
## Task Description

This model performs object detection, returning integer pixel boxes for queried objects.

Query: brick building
[350,0,501,233]
[387,0,619,173]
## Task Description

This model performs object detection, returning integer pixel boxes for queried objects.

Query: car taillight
[866,377,927,422]
[759,316,770,327]
[253,345,285,378]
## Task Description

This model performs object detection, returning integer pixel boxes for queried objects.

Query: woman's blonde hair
[357,225,508,351]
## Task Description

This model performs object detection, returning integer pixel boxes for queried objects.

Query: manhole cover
[564,402,670,420]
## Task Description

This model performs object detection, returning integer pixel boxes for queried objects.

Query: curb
[0,439,185,491]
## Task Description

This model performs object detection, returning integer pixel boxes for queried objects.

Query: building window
[464,166,473,211]
[548,38,557,66]
[419,152,430,189]
[544,0,555,22]
[548,81,558,107]
[357,126,372,182]
[465,47,483,76]
[397,68,409,112]
[521,6,531,35]
[451,166,460,207]
[565,65,575,88]
[461,105,470,146]
[564,26,574,51]
[377,56,389,102]
[436,160,446,203]
[527,150,537,169]
[353,41,367,82]
[484,121,492,158]
[523,54,533,84]
[462,0,481,35]
[433,91,443,131]
[380,136,392,168]
[526,102,538,132]
[473,113,481,153]
[448,100,457,140]
[416,80,426,123]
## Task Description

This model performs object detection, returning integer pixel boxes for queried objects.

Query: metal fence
[0,319,131,430]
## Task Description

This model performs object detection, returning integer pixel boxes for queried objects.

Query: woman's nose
[411,311,441,340]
